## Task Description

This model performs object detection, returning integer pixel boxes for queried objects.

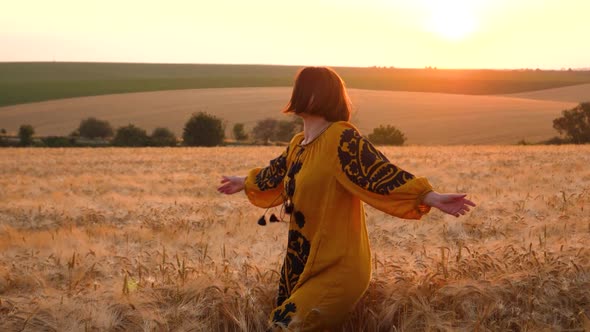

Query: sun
[424,2,478,41]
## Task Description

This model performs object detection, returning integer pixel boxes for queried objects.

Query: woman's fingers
[217,183,232,192]
[449,193,467,200]
[436,194,475,217]
[217,175,246,195]
[219,182,244,194]
[464,199,476,207]
[450,194,476,206]
[448,204,469,217]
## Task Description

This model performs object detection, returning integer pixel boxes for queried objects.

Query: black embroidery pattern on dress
[276,230,311,306]
[285,161,302,197]
[283,148,303,215]
[294,211,305,228]
[271,301,297,326]
[277,266,288,306]
[338,128,415,195]
[255,147,288,191]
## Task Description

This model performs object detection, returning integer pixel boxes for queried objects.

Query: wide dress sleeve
[244,146,289,208]
[334,126,434,219]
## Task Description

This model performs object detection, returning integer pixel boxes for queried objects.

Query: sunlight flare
[422,0,479,41]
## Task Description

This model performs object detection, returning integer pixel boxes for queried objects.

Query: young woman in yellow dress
[217,67,475,331]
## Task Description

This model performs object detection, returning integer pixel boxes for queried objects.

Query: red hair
[283,67,351,122]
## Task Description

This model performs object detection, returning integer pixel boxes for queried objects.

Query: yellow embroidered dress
[244,121,433,330]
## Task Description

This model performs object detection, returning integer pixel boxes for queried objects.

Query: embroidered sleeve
[244,147,289,208]
[335,128,433,219]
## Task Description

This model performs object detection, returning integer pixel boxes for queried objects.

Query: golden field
[0,87,582,145]
[1,146,589,331]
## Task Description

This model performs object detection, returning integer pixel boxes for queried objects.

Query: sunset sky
[1,0,588,69]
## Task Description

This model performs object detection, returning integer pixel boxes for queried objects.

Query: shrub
[251,117,302,144]
[18,124,35,146]
[233,123,249,141]
[543,136,569,145]
[252,118,278,144]
[112,124,149,147]
[552,102,590,144]
[183,112,225,146]
[78,117,114,139]
[276,120,298,142]
[42,136,75,147]
[150,127,177,147]
[368,124,407,146]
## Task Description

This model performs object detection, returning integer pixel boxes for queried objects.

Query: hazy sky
[1,0,588,69]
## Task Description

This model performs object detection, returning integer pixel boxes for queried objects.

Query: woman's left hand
[217,176,246,195]
[423,192,476,217]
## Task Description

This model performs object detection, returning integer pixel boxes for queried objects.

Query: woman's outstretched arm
[333,124,475,219]
[218,145,290,208]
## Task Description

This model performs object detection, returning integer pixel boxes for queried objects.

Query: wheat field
[1,146,589,331]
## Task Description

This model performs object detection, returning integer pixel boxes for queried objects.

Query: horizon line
[1,60,589,71]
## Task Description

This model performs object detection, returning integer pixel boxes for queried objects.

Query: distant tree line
[1,113,409,148]
[6,102,586,148]
[0,113,301,147]
[1,117,179,147]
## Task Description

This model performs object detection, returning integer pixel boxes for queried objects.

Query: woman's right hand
[218,176,246,195]
[423,191,476,217]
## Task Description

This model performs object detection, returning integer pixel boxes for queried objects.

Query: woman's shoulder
[286,121,361,151]
[289,132,305,146]
[321,121,364,154]
[327,121,362,138]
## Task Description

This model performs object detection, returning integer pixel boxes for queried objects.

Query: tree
[251,117,303,144]
[252,118,278,144]
[18,124,35,146]
[78,117,113,139]
[276,120,298,142]
[42,136,74,147]
[0,128,6,146]
[150,127,177,147]
[553,102,590,144]
[112,124,149,147]
[183,112,225,146]
[367,124,407,146]
[233,123,249,141]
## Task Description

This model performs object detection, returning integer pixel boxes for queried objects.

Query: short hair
[283,67,351,122]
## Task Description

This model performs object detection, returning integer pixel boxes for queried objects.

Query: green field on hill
[1,62,590,107]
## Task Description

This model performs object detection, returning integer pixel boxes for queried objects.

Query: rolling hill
[504,83,590,103]
[1,62,590,107]
[0,87,574,145]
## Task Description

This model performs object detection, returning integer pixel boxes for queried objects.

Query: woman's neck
[301,115,332,145]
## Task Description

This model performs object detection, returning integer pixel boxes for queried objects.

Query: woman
[217,67,475,331]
